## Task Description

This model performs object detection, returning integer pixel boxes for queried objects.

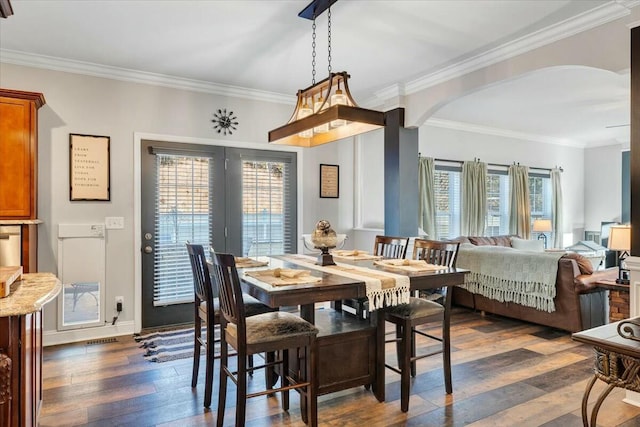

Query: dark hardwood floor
[40,307,640,426]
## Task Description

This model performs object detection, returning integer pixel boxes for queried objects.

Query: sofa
[451,235,618,332]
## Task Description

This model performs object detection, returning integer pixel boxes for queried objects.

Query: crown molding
[0,49,296,105]
[379,1,635,100]
[425,117,587,148]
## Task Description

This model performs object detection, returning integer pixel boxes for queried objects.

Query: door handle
[143,246,153,254]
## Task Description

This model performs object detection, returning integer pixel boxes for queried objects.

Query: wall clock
[212,108,238,135]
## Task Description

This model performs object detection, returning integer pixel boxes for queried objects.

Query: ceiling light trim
[425,117,586,148]
[0,49,295,105]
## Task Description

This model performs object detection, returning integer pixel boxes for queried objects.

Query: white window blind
[242,160,294,256]
[433,169,461,239]
[485,172,509,236]
[154,154,212,306]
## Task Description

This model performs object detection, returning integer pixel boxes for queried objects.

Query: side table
[595,279,630,323]
[572,318,640,426]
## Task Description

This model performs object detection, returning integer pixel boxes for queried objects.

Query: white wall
[583,144,626,232]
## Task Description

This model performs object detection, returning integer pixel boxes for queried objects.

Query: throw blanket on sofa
[456,243,565,313]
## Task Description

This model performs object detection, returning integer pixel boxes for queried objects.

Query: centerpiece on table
[309,220,344,266]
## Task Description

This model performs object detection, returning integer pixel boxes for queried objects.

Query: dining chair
[186,243,276,409]
[373,235,410,259]
[210,252,319,427]
[343,235,410,319]
[384,238,460,412]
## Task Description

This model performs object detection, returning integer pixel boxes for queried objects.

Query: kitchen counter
[0,219,43,225]
[0,273,61,317]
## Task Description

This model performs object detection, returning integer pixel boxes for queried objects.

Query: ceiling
[0,0,634,147]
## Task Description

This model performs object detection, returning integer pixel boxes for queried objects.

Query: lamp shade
[608,225,631,251]
[532,219,552,233]
[268,72,385,147]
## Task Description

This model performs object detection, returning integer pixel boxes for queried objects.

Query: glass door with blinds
[140,141,297,328]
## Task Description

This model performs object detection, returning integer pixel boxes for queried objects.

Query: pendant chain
[311,13,317,85]
[327,6,332,75]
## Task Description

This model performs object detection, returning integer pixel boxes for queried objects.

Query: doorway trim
[133,132,303,333]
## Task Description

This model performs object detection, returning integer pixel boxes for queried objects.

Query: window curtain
[508,164,531,239]
[418,156,436,238]
[551,167,563,248]
[461,160,487,236]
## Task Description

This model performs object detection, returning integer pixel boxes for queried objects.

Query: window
[433,168,461,239]
[154,154,213,306]
[485,172,509,236]
[433,164,552,239]
[529,174,552,221]
[242,159,294,256]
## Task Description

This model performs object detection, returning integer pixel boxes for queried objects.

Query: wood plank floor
[39,307,640,427]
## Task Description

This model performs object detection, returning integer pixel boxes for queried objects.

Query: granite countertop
[0,219,43,225]
[0,273,61,317]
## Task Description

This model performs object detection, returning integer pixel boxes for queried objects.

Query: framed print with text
[319,164,339,198]
[70,133,111,201]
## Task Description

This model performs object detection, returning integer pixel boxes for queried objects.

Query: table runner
[373,259,448,273]
[244,268,322,286]
[331,250,382,261]
[280,254,410,310]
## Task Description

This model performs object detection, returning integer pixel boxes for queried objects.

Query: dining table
[227,253,469,403]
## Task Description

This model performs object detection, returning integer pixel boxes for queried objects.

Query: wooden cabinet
[0,311,42,427]
[0,89,45,219]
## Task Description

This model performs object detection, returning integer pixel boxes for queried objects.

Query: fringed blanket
[456,243,565,312]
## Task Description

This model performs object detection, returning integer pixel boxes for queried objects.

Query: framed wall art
[69,133,111,201]
[319,164,339,198]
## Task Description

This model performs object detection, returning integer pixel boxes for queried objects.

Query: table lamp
[608,224,631,284]
[532,219,553,249]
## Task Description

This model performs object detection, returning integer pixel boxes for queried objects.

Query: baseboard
[43,320,135,346]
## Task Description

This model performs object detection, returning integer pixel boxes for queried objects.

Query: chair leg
[204,324,215,408]
[410,326,417,378]
[265,351,277,396]
[308,342,318,427]
[248,354,254,377]
[400,319,412,412]
[236,352,248,427]
[191,318,201,388]
[395,323,402,368]
[443,312,452,394]
[282,349,290,411]
[216,334,228,427]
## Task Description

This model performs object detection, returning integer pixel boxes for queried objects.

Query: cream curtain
[418,156,436,238]
[551,168,563,248]
[508,164,531,239]
[461,160,487,236]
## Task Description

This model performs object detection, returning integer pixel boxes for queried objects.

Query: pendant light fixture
[268,0,385,147]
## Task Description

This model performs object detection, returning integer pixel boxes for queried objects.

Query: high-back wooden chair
[373,235,410,259]
[384,239,460,412]
[186,243,275,408]
[210,252,319,427]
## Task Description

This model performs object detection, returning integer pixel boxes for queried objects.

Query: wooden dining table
[232,254,469,402]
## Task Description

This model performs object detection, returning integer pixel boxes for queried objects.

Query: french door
[141,140,297,328]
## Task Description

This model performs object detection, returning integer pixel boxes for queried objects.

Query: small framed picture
[319,164,339,198]
[69,133,111,201]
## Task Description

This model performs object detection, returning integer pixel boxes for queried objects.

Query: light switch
[105,216,125,229]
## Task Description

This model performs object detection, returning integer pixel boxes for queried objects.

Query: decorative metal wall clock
[212,108,238,135]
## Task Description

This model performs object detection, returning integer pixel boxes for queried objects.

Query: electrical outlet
[105,217,125,229]
[115,296,124,311]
